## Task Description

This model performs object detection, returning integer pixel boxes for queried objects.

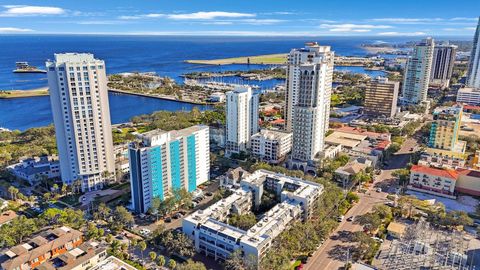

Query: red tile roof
[335,126,386,138]
[270,119,285,125]
[463,105,480,111]
[456,168,480,178]
[411,165,458,180]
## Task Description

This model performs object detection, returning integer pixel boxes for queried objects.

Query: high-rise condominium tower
[402,38,435,104]
[46,53,114,192]
[430,43,457,88]
[467,17,480,88]
[288,43,334,163]
[225,86,259,156]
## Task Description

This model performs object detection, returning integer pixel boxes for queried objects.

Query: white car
[140,228,151,236]
[337,215,344,222]
[371,237,384,243]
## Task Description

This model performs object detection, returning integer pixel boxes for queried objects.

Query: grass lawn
[186,53,287,65]
[0,88,49,98]
[111,182,130,191]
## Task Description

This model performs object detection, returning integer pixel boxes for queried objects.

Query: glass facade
[187,135,197,192]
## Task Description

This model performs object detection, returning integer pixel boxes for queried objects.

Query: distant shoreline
[186,53,287,65]
[0,86,214,105]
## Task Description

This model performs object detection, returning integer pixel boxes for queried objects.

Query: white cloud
[320,23,391,33]
[120,11,255,21]
[377,31,426,36]
[371,18,443,23]
[330,28,371,33]
[465,27,477,31]
[0,5,65,16]
[320,23,392,29]
[77,20,126,25]
[240,19,284,25]
[0,27,34,33]
[168,11,255,20]
[450,17,478,21]
[119,13,165,20]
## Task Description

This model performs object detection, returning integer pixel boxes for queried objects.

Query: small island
[0,87,49,99]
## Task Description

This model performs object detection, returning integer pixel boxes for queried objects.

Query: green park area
[186,53,287,65]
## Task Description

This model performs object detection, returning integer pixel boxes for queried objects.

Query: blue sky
[0,0,478,36]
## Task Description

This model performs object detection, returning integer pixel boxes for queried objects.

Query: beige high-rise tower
[285,43,334,165]
[46,53,114,192]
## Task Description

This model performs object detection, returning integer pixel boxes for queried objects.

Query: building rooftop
[89,256,137,270]
[184,170,323,251]
[433,105,463,119]
[458,87,480,94]
[1,226,83,270]
[0,210,17,225]
[135,125,208,147]
[325,131,367,148]
[411,164,458,180]
[52,53,97,63]
[252,129,292,141]
[387,222,407,235]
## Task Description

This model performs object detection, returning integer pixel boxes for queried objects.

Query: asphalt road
[305,138,418,270]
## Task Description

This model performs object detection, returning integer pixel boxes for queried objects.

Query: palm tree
[61,184,67,196]
[8,186,18,200]
[157,255,166,267]
[148,251,157,262]
[138,241,147,261]
[73,178,83,194]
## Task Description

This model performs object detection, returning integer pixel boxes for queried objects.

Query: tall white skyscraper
[287,43,334,164]
[467,17,480,88]
[225,86,259,156]
[46,53,115,192]
[402,38,434,104]
[430,42,457,88]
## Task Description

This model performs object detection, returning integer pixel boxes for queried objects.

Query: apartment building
[1,227,84,270]
[402,38,435,104]
[430,43,457,88]
[285,43,334,168]
[457,87,480,105]
[183,170,323,264]
[129,125,210,213]
[408,165,457,198]
[467,17,480,88]
[364,77,399,118]
[46,53,115,192]
[225,86,259,156]
[7,156,60,185]
[250,129,293,164]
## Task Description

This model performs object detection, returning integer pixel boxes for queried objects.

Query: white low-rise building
[250,129,292,164]
[7,156,60,185]
[457,87,480,105]
[183,170,323,265]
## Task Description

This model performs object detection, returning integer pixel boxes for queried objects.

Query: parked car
[173,213,183,219]
[347,216,354,222]
[337,215,344,222]
[376,188,382,193]
[164,217,172,223]
[206,192,213,197]
[371,237,384,243]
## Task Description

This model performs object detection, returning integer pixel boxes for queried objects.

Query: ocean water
[0,35,416,130]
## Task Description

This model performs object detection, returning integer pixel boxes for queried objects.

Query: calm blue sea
[0,35,419,130]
